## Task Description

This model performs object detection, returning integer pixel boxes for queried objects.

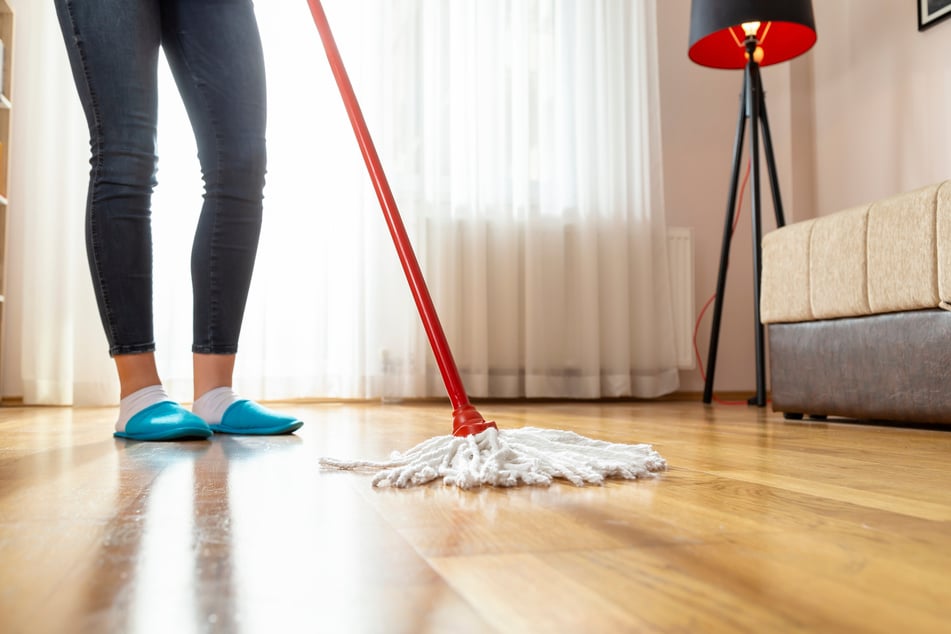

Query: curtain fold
[10,0,678,405]
[377,0,679,398]
[9,0,116,405]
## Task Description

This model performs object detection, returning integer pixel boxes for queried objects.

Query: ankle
[116,385,172,432]
[192,387,241,425]
[193,353,236,397]
[115,353,162,399]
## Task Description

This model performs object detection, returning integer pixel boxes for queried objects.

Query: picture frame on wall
[919,0,951,30]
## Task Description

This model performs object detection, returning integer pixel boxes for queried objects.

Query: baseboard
[656,391,773,403]
[0,394,770,407]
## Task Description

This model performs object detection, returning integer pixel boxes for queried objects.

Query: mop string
[325,427,666,488]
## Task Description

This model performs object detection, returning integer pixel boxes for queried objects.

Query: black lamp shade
[689,0,816,69]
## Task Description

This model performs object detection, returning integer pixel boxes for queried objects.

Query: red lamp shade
[688,0,817,69]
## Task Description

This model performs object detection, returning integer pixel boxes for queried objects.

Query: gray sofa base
[768,309,951,424]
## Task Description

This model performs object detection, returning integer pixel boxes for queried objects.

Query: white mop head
[319,427,667,489]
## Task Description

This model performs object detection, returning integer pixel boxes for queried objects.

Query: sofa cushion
[761,180,951,323]
[761,218,815,323]
[936,181,951,305]
[810,204,871,319]
[866,183,941,313]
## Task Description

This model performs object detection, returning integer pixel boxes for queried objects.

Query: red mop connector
[452,404,497,437]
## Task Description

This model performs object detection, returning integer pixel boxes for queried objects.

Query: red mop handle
[306,0,494,436]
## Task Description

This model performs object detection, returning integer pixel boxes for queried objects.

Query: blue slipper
[114,401,213,441]
[209,400,304,436]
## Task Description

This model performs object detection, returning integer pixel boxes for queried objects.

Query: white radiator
[667,227,695,370]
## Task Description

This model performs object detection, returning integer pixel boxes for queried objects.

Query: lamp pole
[702,35,788,406]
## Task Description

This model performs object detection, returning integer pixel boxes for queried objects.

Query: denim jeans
[54,0,267,356]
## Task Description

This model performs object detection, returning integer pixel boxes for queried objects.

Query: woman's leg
[54,0,211,439]
[162,0,300,434]
[53,0,161,359]
[159,0,267,360]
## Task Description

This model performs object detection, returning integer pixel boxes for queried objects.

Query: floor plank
[1,400,950,633]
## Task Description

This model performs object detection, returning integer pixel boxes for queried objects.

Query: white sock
[116,385,172,433]
[192,386,241,425]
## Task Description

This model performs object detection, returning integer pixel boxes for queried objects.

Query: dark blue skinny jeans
[54,0,267,356]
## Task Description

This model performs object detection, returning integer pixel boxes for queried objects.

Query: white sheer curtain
[8,0,117,406]
[11,0,678,405]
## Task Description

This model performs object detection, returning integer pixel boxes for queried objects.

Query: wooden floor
[1,400,949,633]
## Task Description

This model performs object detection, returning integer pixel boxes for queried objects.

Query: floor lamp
[688,0,817,406]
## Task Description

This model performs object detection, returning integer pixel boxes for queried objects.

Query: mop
[306,0,667,488]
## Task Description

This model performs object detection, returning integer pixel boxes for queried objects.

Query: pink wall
[809,1,951,216]
[658,0,951,396]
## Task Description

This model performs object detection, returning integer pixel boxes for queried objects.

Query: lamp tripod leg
[758,86,787,229]
[748,61,767,407]
[702,73,749,405]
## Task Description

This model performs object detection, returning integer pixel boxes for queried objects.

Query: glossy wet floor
[1,401,949,633]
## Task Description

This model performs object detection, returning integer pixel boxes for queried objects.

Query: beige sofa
[760,180,951,424]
